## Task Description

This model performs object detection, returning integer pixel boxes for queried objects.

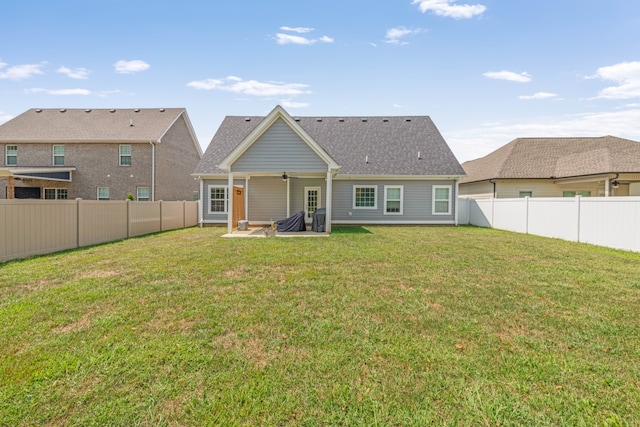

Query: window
[97,187,110,200]
[44,188,68,200]
[53,145,65,166]
[209,185,228,213]
[384,185,403,215]
[563,191,591,197]
[193,191,200,201]
[432,185,452,215]
[518,191,533,198]
[6,145,17,166]
[353,185,377,209]
[119,145,132,166]
[137,187,150,201]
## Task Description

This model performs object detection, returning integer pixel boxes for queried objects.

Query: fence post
[576,196,581,243]
[126,199,130,238]
[525,196,529,234]
[183,201,186,229]
[160,200,163,232]
[76,198,81,249]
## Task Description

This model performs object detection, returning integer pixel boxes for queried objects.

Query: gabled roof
[0,108,200,151]
[461,136,640,183]
[194,106,464,177]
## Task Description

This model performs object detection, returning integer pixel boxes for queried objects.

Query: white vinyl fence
[0,199,198,262]
[459,196,640,253]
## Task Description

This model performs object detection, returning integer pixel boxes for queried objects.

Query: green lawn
[1,226,639,426]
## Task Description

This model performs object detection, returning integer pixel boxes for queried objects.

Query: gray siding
[202,178,245,223]
[231,119,328,173]
[247,177,288,222]
[331,180,458,223]
[289,177,326,216]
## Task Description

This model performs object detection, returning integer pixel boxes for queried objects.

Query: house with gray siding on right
[459,136,640,198]
[192,105,465,233]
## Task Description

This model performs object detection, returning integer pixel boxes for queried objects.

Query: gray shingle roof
[461,136,640,183]
[194,114,465,176]
[0,108,187,143]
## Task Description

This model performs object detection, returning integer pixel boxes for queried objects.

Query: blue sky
[2,0,640,162]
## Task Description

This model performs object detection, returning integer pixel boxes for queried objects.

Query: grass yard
[1,226,639,426]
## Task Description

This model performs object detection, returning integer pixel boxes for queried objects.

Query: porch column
[227,172,234,234]
[325,171,333,233]
[8,176,15,199]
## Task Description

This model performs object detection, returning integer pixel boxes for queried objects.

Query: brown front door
[232,186,245,228]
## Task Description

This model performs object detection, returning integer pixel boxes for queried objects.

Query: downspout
[198,177,204,227]
[149,141,156,201]
[454,178,460,226]
[489,179,496,198]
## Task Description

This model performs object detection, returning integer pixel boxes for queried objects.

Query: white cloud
[57,66,90,79]
[446,108,640,162]
[0,112,14,124]
[114,60,150,74]
[590,61,640,99]
[483,70,532,83]
[519,92,558,100]
[187,76,311,97]
[280,26,314,33]
[276,33,315,45]
[25,88,91,95]
[275,27,334,45]
[384,27,425,45]
[0,62,46,80]
[412,0,486,19]
[281,100,310,108]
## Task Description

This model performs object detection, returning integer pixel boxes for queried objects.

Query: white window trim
[137,187,150,201]
[384,185,403,215]
[353,185,377,210]
[97,187,110,200]
[6,145,17,166]
[208,185,229,214]
[119,144,132,166]
[53,145,64,166]
[44,188,68,200]
[518,189,534,198]
[432,185,452,215]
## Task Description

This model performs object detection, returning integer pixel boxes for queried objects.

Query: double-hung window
[137,187,150,201]
[384,185,403,215]
[6,145,17,166]
[44,188,68,200]
[97,187,110,200]
[53,145,65,166]
[432,185,452,215]
[119,145,132,166]
[353,185,377,209]
[209,185,228,214]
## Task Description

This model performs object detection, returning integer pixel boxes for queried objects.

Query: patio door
[304,186,321,223]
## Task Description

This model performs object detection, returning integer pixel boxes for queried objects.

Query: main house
[192,105,465,233]
[459,136,640,198]
[0,108,202,201]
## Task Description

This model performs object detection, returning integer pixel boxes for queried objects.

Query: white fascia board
[332,220,456,225]
[333,174,465,181]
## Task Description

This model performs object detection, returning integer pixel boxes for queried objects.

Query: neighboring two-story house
[0,108,202,201]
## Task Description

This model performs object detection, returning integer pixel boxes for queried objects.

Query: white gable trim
[217,105,340,172]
